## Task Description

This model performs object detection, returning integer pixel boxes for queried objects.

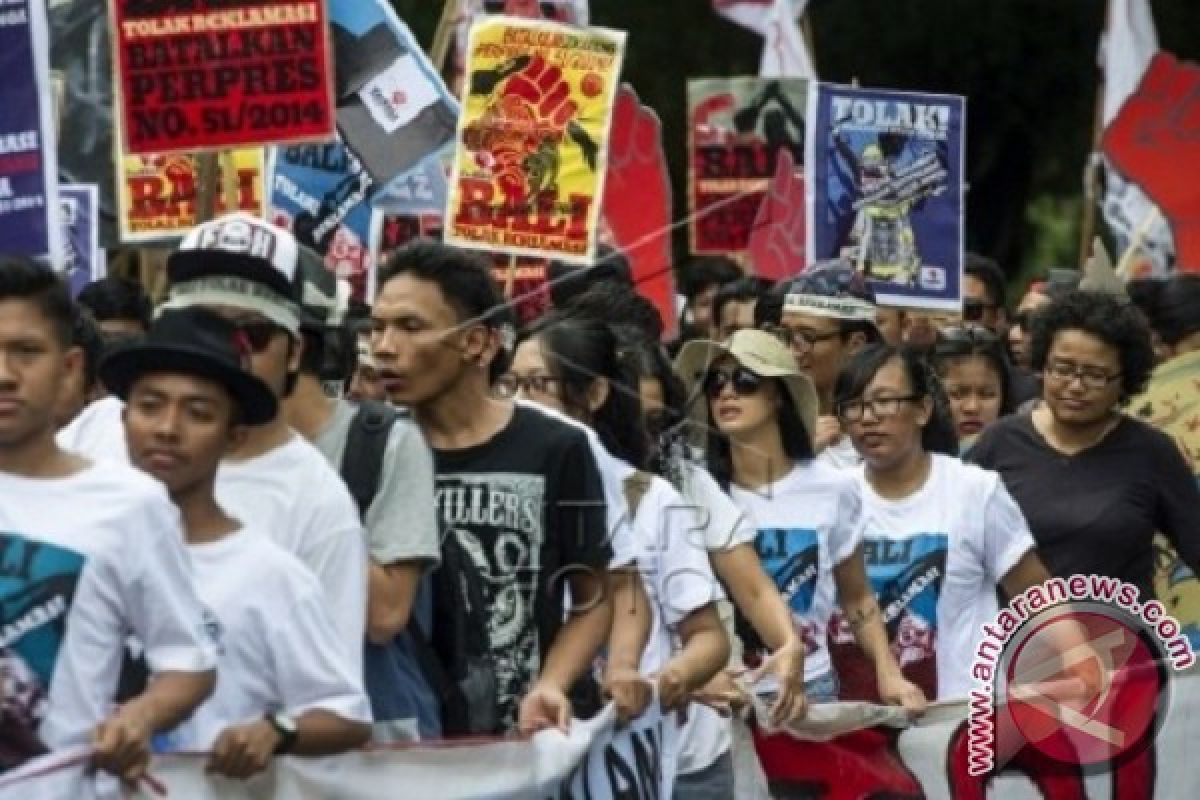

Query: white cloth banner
[713,0,816,79]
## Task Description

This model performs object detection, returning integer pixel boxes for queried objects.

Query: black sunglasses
[703,366,763,398]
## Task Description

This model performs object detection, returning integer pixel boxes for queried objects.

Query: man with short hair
[110,306,371,779]
[0,258,215,786]
[370,241,615,733]
[59,213,369,674]
[962,253,1008,336]
[712,276,773,342]
[76,276,153,343]
[679,255,742,342]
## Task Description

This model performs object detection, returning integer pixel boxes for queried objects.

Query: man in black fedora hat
[104,306,371,779]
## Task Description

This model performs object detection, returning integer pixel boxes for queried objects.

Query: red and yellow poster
[117,149,267,243]
[445,17,625,265]
[111,0,335,155]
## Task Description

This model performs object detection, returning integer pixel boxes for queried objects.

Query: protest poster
[110,0,335,155]
[0,0,62,265]
[687,77,808,255]
[445,16,626,265]
[59,184,101,296]
[116,148,267,243]
[270,141,376,303]
[602,85,676,339]
[806,83,966,311]
[747,147,806,281]
[330,0,458,199]
[1103,52,1200,274]
[448,1,590,93]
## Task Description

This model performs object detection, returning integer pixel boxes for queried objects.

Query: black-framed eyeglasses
[1043,360,1122,391]
[766,324,842,351]
[963,299,998,322]
[836,394,922,422]
[494,372,561,398]
[703,366,764,399]
[233,321,284,354]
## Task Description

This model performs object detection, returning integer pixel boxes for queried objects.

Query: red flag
[1102,52,1200,272]
[602,85,677,339]
[746,148,806,281]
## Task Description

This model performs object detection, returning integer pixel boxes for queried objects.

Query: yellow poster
[445,17,626,264]
[117,149,267,243]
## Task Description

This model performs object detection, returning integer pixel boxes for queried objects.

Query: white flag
[760,0,816,78]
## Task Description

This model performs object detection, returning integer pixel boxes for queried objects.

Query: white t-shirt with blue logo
[729,459,862,683]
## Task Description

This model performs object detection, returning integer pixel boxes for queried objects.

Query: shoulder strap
[622,471,654,522]
[340,401,401,521]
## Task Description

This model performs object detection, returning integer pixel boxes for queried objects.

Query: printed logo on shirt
[756,528,820,615]
[436,473,545,728]
[0,533,86,772]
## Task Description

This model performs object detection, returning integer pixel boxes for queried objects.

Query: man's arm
[207,710,371,780]
[366,560,424,644]
[659,605,730,711]
[602,567,653,722]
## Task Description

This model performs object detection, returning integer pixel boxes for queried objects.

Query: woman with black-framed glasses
[830,344,1053,702]
[930,325,1013,451]
[969,290,1200,604]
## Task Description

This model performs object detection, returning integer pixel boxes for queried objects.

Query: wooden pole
[220,150,239,216]
[1079,0,1114,268]
[430,0,460,76]
[194,152,220,225]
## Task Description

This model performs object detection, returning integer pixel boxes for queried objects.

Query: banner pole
[431,0,459,74]
[220,149,239,216]
[504,253,518,299]
[194,152,220,224]
[1079,0,1114,268]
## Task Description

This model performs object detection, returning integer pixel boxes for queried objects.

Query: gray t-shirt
[315,399,440,567]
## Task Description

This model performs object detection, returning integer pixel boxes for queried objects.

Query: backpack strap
[340,401,401,521]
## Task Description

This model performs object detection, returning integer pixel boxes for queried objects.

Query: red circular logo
[1005,608,1165,767]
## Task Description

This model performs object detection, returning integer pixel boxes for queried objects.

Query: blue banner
[806,84,965,311]
[0,0,60,263]
[58,184,99,297]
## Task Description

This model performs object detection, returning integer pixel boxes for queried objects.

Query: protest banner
[372,158,449,217]
[330,0,458,197]
[270,141,376,303]
[59,184,101,296]
[747,147,806,281]
[110,0,335,155]
[602,85,677,340]
[1103,52,1200,274]
[117,149,267,243]
[687,77,807,255]
[445,16,626,265]
[369,210,443,302]
[806,83,966,311]
[0,0,62,265]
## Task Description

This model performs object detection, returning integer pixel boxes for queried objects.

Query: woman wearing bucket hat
[675,330,926,719]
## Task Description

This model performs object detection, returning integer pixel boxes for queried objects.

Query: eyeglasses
[963,300,998,322]
[703,366,764,399]
[1043,360,1121,391]
[766,324,842,351]
[233,321,283,354]
[494,372,561,398]
[836,394,921,422]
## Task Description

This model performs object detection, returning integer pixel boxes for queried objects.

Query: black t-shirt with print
[968,413,1200,600]
[433,405,611,731]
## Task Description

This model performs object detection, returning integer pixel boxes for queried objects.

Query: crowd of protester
[1,214,1198,796]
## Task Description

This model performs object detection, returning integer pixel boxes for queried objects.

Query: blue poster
[806,84,965,311]
[329,0,458,198]
[268,141,377,304]
[59,184,99,297]
[0,0,61,264]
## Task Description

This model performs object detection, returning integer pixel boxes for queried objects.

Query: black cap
[99,308,278,425]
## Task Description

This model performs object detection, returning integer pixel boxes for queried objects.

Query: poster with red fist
[111,0,336,155]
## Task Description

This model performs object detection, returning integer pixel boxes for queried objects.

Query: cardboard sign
[806,83,966,311]
[117,149,267,243]
[445,16,626,264]
[111,0,335,155]
[59,184,101,296]
[747,147,806,281]
[687,77,808,254]
[0,0,62,264]
[602,85,677,339]
[1103,52,1200,273]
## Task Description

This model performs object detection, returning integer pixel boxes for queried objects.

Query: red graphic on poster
[747,147,806,281]
[111,0,335,155]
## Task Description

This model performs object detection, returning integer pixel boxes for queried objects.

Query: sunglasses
[962,300,997,322]
[703,366,763,399]
[938,325,999,346]
[233,321,283,354]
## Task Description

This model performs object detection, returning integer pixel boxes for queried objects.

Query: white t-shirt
[627,474,728,778]
[161,528,371,750]
[217,436,368,676]
[835,454,1035,701]
[817,435,862,470]
[729,459,862,683]
[679,462,756,553]
[0,463,216,768]
[57,395,128,462]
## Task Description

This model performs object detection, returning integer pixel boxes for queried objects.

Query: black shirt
[968,413,1200,600]
[433,405,611,730]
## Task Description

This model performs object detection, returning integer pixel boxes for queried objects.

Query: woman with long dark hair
[929,325,1013,452]
[831,344,1054,700]
[508,312,733,798]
